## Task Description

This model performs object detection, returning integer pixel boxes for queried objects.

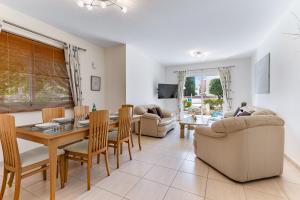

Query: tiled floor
[1,126,300,200]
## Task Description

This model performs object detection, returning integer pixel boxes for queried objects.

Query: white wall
[164,58,252,113]
[0,3,106,159]
[252,1,300,165]
[104,44,126,112]
[126,45,165,107]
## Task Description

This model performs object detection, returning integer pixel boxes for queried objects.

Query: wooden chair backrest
[42,107,65,123]
[121,104,134,116]
[0,115,20,169]
[88,110,110,155]
[74,106,89,122]
[118,107,132,141]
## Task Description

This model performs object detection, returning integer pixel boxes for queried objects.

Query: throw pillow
[148,108,158,115]
[237,111,253,117]
[155,107,163,118]
[233,107,241,117]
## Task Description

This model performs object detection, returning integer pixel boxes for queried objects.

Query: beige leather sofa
[194,107,285,182]
[134,105,176,137]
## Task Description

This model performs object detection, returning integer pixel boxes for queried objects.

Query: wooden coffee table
[179,116,211,138]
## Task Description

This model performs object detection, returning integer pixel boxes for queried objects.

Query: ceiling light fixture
[77,0,128,13]
[189,50,209,58]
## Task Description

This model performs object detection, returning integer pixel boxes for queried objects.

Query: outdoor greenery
[203,98,224,111]
[184,77,196,96]
[209,78,223,99]
[183,99,192,108]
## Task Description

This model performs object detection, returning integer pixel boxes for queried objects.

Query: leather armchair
[134,105,176,137]
[194,108,285,182]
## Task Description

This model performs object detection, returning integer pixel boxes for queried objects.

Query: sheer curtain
[218,67,233,111]
[177,71,186,120]
[64,44,83,106]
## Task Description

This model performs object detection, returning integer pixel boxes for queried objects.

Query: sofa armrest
[224,111,235,118]
[161,109,174,118]
[195,126,226,138]
[143,113,161,120]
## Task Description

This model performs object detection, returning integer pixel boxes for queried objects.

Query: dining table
[16,114,142,200]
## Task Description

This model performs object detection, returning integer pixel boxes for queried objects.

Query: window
[183,74,224,112]
[0,31,74,113]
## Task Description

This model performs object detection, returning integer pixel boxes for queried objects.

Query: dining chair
[121,104,134,148]
[64,110,110,190]
[0,114,65,200]
[74,106,89,124]
[42,107,65,123]
[108,107,133,168]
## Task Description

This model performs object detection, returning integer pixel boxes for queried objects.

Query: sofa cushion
[212,117,247,133]
[251,109,276,116]
[134,106,147,115]
[158,117,175,127]
[245,115,284,128]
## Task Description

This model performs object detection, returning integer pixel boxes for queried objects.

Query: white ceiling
[0,0,296,65]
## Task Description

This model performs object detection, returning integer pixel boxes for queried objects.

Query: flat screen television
[158,84,178,99]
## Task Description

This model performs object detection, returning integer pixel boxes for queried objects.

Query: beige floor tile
[180,160,209,177]
[125,179,168,200]
[156,156,184,170]
[164,187,204,200]
[26,177,87,200]
[279,160,300,185]
[171,172,207,196]
[3,187,41,200]
[144,166,177,186]
[76,187,122,200]
[133,151,163,164]
[22,173,45,188]
[162,149,189,160]
[243,178,286,198]
[277,179,300,200]
[69,163,110,185]
[244,188,287,200]
[207,167,235,184]
[96,171,140,196]
[206,179,246,200]
[186,152,198,162]
[119,160,153,177]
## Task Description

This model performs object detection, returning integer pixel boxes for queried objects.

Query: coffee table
[179,115,211,138]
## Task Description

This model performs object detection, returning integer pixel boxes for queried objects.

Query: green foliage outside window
[209,79,223,99]
[184,77,196,96]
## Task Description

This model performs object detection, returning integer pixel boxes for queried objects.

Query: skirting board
[285,154,300,171]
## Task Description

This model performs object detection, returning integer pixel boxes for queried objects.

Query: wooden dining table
[16,115,142,200]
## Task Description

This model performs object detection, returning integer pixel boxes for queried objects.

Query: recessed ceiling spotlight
[77,0,128,14]
[189,50,209,58]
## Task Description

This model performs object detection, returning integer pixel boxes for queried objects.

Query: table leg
[48,143,57,200]
[138,120,142,151]
[180,124,185,138]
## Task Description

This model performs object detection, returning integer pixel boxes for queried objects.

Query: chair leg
[42,164,47,181]
[120,143,123,155]
[97,154,100,164]
[60,155,65,189]
[8,172,15,187]
[64,156,69,183]
[130,132,134,147]
[104,151,110,176]
[116,144,120,169]
[0,169,8,198]
[87,158,91,191]
[114,148,116,155]
[128,140,132,160]
[13,171,21,200]
[81,156,84,166]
